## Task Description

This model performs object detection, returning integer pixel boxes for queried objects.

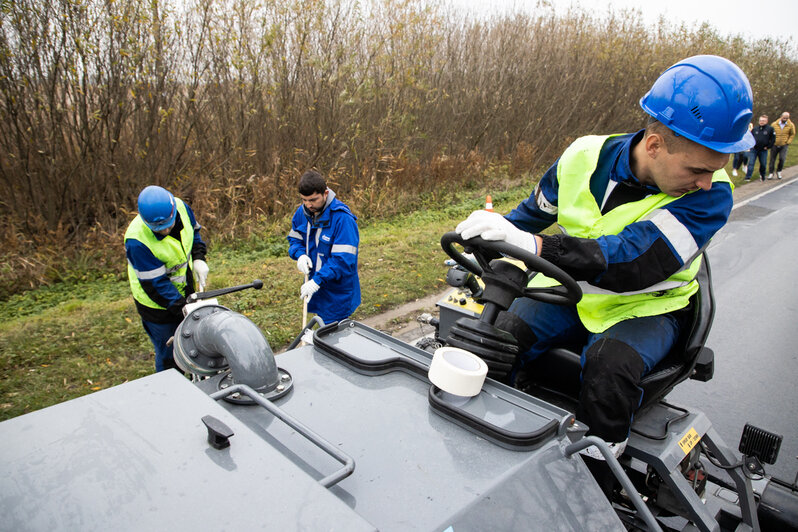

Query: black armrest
[690,347,714,382]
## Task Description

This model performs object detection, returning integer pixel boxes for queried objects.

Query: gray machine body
[0,336,625,531]
[0,371,375,531]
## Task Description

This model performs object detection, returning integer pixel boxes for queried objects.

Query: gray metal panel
[628,403,712,470]
[312,321,571,449]
[437,443,627,532]
[0,371,375,532]
[212,346,624,531]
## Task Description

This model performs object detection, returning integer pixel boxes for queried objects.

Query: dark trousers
[732,151,748,170]
[141,320,180,372]
[745,148,768,179]
[506,298,680,442]
[769,145,789,174]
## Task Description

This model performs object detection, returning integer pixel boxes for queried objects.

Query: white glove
[300,279,320,302]
[193,259,209,291]
[455,210,538,255]
[296,254,313,275]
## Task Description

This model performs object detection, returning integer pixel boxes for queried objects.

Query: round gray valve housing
[174,305,283,397]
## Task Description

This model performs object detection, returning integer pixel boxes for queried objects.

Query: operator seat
[517,252,716,412]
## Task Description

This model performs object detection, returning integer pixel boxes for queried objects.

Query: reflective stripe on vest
[533,134,730,333]
[125,198,194,310]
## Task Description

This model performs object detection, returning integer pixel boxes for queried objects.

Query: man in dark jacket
[287,170,360,324]
[746,115,775,181]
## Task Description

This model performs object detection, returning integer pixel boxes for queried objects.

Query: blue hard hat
[138,186,177,232]
[640,55,755,153]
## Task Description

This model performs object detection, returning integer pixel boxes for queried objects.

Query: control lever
[187,279,263,303]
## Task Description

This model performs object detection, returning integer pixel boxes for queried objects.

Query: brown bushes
[1,0,796,298]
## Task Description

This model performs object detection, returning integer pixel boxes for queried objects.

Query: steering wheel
[440,231,582,306]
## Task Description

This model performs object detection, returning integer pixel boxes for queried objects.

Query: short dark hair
[645,118,691,154]
[298,170,327,195]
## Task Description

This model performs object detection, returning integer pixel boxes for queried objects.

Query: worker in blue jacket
[287,170,360,324]
[455,55,754,489]
[125,186,209,372]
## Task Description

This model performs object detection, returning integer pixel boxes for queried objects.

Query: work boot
[767,173,774,180]
[732,169,738,176]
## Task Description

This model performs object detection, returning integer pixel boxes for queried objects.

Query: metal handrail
[210,383,355,488]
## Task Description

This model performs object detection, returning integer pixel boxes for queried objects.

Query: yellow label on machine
[678,428,701,455]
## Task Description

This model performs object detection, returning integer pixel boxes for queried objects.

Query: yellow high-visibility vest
[532,134,730,332]
[125,198,194,310]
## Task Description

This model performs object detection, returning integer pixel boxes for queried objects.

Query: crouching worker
[455,55,754,493]
[287,170,360,325]
[125,186,209,372]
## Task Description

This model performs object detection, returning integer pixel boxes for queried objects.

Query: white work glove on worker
[193,259,209,292]
[300,279,320,302]
[455,210,538,255]
[296,254,313,275]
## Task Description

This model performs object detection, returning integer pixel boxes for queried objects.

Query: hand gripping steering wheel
[440,231,581,306]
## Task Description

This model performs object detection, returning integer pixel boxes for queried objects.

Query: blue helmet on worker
[138,185,177,232]
[640,55,755,153]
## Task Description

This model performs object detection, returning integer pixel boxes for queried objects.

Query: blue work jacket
[288,189,360,323]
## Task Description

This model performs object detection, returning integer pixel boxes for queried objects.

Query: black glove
[167,297,187,320]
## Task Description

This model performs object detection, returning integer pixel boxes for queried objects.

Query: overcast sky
[445,0,797,45]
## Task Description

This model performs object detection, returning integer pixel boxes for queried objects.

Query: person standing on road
[768,112,795,180]
[731,122,753,177]
[125,185,209,372]
[746,115,775,181]
[287,170,360,324]
[454,55,754,494]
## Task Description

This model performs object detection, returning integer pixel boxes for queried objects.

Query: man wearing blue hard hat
[125,186,209,372]
[455,55,754,481]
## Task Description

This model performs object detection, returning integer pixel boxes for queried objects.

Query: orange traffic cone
[485,195,494,212]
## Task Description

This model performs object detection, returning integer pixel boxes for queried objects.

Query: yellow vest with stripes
[534,134,730,332]
[125,198,194,310]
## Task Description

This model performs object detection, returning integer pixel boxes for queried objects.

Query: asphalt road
[669,177,798,482]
